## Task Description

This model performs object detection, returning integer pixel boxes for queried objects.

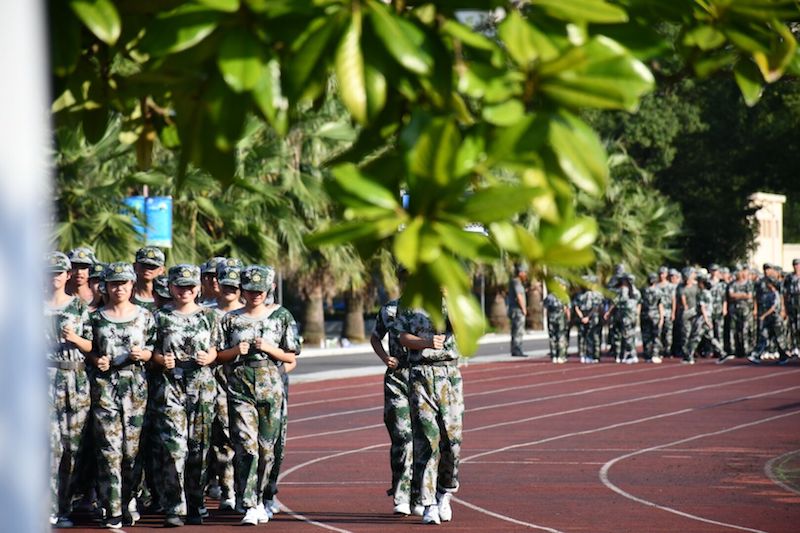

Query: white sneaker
[50,515,59,526]
[267,497,280,514]
[437,493,452,522]
[219,497,236,510]
[393,502,411,515]
[240,507,260,526]
[412,504,425,516]
[256,503,270,523]
[625,355,639,364]
[558,356,567,364]
[651,355,662,364]
[422,505,441,525]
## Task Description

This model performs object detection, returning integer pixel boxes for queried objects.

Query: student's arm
[400,332,444,351]
[371,332,398,369]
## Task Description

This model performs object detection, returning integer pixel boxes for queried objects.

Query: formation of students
[541,261,800,365]
[370,294,464,526]
[46,246,298,529]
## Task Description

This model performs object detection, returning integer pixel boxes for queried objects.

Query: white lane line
[764,448,800,497]
[599,404,800,533]
[452,496,565,532]
[279,443,385,533]
[286,367,752,441]
[465,368,766,433]
[456,385,800,532]
[290,365,719,425]
[291,361,596,407]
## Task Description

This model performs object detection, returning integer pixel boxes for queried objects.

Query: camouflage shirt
[543,294,568,321]
[155,307,220,362]
[131,294,157,313]
[696,288,714,316]
[614,290,639,326]
[573,290,603,321]
[372,299,408,364]
[397,307,459,363]
[709,280,726,317]
[45,296,92,362]
[727,280,754,312]
[220,306,301,362]
[783,274,800,306]
[640,286,663,319]
[657,282,676,312]
[678,284,698,316]
[90,306,157,367]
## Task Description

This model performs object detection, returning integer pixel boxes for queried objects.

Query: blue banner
[145,196,173,248]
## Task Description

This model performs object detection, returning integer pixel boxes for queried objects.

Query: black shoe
[186,514,203,525]
[164,515,184,527]
[511,353,529,357]
[103,515,122,529]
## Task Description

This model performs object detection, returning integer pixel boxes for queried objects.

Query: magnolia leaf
[139,5,220,56]
[70,0,121,45]
[733,59,764,106]
[336,11,368,124]
[368,0,433,75]
[218,31,264,93]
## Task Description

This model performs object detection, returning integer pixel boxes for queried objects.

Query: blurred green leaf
[70,0,121,45]
[497,10,539,68]
[531,0,628,23]
[539,36,655,111]
[394,216,423,270]
[481,99,525,126]
[460,186,545,223]
[287,16,341,97]
[368,0,433,75]
[547,111,608,196]
[401,113,461,187]
[734,59,763,106]
[139,5,220,56]
[331,163,400,210]
[336,11,368,124]
[683,25,726,51]
[196,0,240,12]
[218,31,264,93]
[252,58,289,135]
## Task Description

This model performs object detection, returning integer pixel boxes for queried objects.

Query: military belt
[234,359,273,368]
[48,360,86,371]
[412,359,458,367]
[111,359,144,370]
[174,359,202,371]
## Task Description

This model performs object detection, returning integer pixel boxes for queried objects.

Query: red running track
[69,358,800,532]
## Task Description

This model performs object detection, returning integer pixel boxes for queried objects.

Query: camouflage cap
[217,265,241,287]
[67,247,95,267]
[708,263,720,272]
[241,265,275,292]
[153,275,171,299]
[46,252,71,272]
[720,267,730,275]
[135,246,165,267]
[658,266,668,274]
[104,262,136,282]
[169,264,201,286]
[223,257,243,269]
[669,268,681,277]
[201,256,227,274]
[89,262,107,279]
[514,262,529,275]
[763,262,774,271]
[793,258,800,266]
[681,266,695,279]
[647,273,658,284]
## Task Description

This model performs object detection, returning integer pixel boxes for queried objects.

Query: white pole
[0,1,50,531]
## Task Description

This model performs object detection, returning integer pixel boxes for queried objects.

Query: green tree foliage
[49,0,800,354]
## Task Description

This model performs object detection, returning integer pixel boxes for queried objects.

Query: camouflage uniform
[220,306,300,510]
[398,306,463,508]
[710,277,727,347]
[640,284,663,361]
[507,275,527,356]
[90,304,156,519]
[154,303,219,518]
[46,294,92,518]
[677,283,698,357]
[543,293,568,361]
[727,278,755,357]
[750,284,791,361]
[573,288,602,361]
[783,267,800,354]
[612,286,639,360]
[685,286,724,361]
[753,276,774,356]
[266,366,289,504]
[373,299,414,507]
[657,279,676,355]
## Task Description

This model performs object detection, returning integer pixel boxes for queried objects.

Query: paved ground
[66,352,800,532]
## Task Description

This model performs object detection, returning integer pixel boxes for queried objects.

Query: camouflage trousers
[135,369,163,509]
[788,307,800,352]
[613,320,637,359]
[678,311,696,357]
[711,313,725,346]
[509,309,526,356]
[752,316,790,359]
[410,364,463,507]
[154,367,217,516]
[547,317,568,359]
[660,314,674,356]
[91,367,148,518]
[640,315,662,360]
[49,367,91,516]
[685,317,724,360]
[730,306,754,357]
[209,366,235,500]
[227,364,284,509]
[383,367,414,506]
[266,370,290,501]
[576,319,601,359]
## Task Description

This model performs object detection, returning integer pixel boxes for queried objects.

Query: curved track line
[279,443,386,533]
[764,448,800,497]
[452,496,565,532]
[599,407,800,533]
